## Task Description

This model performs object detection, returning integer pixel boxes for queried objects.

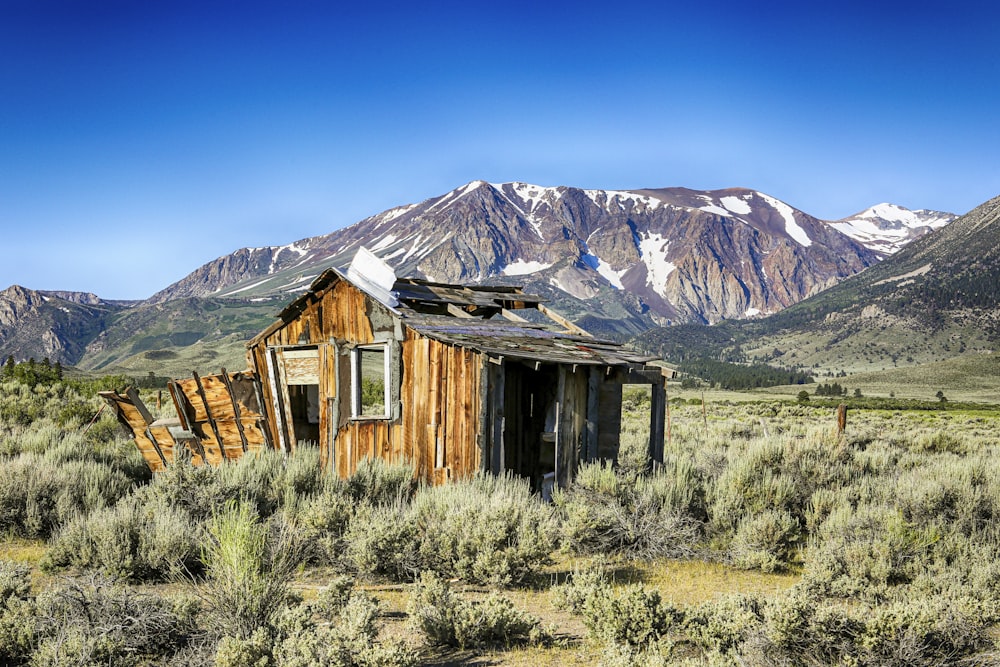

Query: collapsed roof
[249,247,658,369]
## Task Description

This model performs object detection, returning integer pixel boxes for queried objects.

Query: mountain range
[0,181,959,372]
[637,193,1000,376]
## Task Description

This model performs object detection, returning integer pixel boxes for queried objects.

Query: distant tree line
[2,355,169,393]
[815,382,848,396]
[2,355,63,388]
[677,357,813,391]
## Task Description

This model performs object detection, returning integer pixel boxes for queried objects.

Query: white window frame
[350,343,391,420]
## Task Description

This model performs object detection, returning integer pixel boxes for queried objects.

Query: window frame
[350,342,392,420]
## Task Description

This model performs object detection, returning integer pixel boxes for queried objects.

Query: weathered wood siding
[99,389,175,472]
[169,371,269,465]
[247,277,482,484]
[327,331,481,482]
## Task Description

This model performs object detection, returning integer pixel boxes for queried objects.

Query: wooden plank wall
[170,371,268,464]
[557,367,588,488]
[247,278,482,484]
[248,279,378,458]
[98,390,173,472]
[338,330,481,483]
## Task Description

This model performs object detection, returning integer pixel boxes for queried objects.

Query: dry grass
[294,554,799,666]
[0,537,46,564]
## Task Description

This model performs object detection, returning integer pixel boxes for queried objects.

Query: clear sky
[2,0,999,299]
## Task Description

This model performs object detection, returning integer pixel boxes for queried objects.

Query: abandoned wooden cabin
[102,249,668,492]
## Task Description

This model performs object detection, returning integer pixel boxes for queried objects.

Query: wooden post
[836,404,848,436]
[648,381,665,470]
[664,383,672,449]
[701,391,708,429]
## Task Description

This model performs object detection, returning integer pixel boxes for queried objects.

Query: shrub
[681,594,764,656]
[408,473,555,586]
[31,574,198,665]
[0,454,134,539]
[729,509,801,573]
[346,457,416,506]
[42,497,202,581]
[553,568,679,649]
[346,501,420,581]
[0,561,34,663]
[298,484,356,567]
[555,461,703,560]
[347,473,554,586]
[805,504,940,598]
[408,571,540,649]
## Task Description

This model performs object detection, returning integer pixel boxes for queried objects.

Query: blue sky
[2,0,999,299]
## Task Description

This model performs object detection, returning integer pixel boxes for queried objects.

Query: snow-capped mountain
[828,203,956,257]
[149,181,914,329]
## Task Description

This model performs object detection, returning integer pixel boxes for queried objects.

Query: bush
[729,509,801,573]
[42,496,203,581]
[346,457,416,506]
[805,504,940,598]
[553,568,679,649]
[408,571,541,649]
[0,454,135,539]
[215,578,416,667]
[346,474,554,586]
[681,594,765,656]
[0,561,34,663]
[345,501,420,581]
[406,474,555,586]
[31,574,198,665]
[554,461,703,560]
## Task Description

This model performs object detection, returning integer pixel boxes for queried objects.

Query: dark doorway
[503,363,558,493]
[287,383,320,444]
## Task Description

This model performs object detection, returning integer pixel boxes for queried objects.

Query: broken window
[351,344,390,419]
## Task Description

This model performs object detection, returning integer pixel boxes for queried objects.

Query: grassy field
[3,374,1000,665]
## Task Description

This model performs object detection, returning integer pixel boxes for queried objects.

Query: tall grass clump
[199,501,305,641]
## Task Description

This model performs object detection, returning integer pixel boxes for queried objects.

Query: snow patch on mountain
[374,204,417,227]
[502,259,552,276]
[370,234,398,251]
[700,205,730,217]
[492,182,553,239]
[721,195,753,215]
[638,232,676,294]
[426,180,485,213]
[582,252,625,290]
[760,193,812,247]
[583,189,664,212]
[830,204,955,255]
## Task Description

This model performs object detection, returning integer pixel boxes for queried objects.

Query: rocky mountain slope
[636,194,1000,374]
[0,286,127,364]
[150,181,905,329]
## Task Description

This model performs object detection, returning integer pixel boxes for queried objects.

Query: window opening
[352,344,390,419]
